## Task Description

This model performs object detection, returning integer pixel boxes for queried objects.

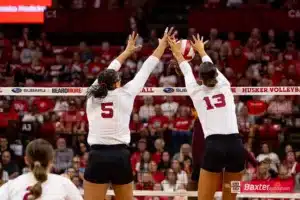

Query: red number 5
[101,102,114,118]
[203,94,226,110]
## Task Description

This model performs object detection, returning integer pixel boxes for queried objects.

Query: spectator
[0,162,9,184]
[79,152,88,181]
[149,161,164,183]
[87,56,105,81]
[1,151,19,179]
[57,100,85,134]
[53,138,74,174]
[20,41,35,64]
[283,151,300,176]
[173,144,192,163]
[148,105,169,138]
[71,175,84,195]
[136,172,154,191]
[152,138,165,164]
[159,65,177,87]
[79,41,93,63]
[169,107,193,153]
[139,96,155,122]
[130,113,144,134]
[131,139,147,174]
[158,151,171,173]
[53,97,69,115]
[257,143,280,172]
[255,161,271,180]
[171,159,188,188]
[0,138,15,158]
[160,96,179,119]
[161,169,180,192]
[268,96,293,118]
[136,151,152,173]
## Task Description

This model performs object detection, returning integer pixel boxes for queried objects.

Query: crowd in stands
[0,7,300,197]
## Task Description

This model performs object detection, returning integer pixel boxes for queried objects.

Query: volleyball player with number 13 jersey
[168,35,245,200]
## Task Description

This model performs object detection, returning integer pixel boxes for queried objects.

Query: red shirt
[145,75,159,87]
[10,99,29,113]
[88,62,104,76]
[173,117,192,131]
[227,55,248,74]
[131,151,142,171]
[247,100,268,115]
[148,115,169,129]
[152,152,161,164]
[32,97,54,113]
[151,171,164,183]
[0,111,18,128]
[129,121,143,132]
[61,111,82,123]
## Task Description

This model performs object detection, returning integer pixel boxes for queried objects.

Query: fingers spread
[171,30,178,39]
[167,27,174,36]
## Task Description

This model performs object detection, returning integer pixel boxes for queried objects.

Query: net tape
[106,190,300,199]
[1,86,300,96]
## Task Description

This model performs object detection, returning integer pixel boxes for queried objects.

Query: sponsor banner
[52,88,82,94]
[232,179,295,193]
[1,87,300,96]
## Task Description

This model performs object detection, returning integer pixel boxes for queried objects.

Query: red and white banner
[0,86,300,96]
[231,179,295,193]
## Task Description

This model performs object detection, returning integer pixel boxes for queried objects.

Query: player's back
[86,87,135,145]
[0,173,82,200]
[191,83,238,138]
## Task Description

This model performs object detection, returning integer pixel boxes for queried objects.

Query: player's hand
[125,32,142,54]
[167,36,181,56]
[191,34,208,53]
[158,27,177,49]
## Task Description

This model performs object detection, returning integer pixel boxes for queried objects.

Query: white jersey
[0,172,83,200]
[179,55,239,138]
[87,56,159,145]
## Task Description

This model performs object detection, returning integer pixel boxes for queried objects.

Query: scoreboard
[0,0,52,23]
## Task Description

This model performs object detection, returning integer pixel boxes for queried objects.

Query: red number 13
[203,94,226,110]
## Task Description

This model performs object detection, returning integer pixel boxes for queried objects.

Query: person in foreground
[84,29,176,200]
[168,35,245,200]
[0,139,83,200]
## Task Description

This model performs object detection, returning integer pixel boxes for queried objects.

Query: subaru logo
[163,88,174,93]
[12,88,22,93]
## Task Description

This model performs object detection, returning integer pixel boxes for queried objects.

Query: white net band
[1,86,300,96]
[105,190,300,199]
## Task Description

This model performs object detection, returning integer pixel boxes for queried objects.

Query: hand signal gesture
[191,34,208,53]
[158,27,177,49]
[125,32,142,54]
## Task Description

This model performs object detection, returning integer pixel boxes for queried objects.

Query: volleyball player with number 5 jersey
[168,35,245,200]
[84,29,176,200]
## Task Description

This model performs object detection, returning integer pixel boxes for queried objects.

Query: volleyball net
[1,86,300,200]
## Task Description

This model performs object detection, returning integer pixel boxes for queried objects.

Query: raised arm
[191,34,230,86]
[92,32,141,85]
[167,37,198,95]
[123,27,176,96]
